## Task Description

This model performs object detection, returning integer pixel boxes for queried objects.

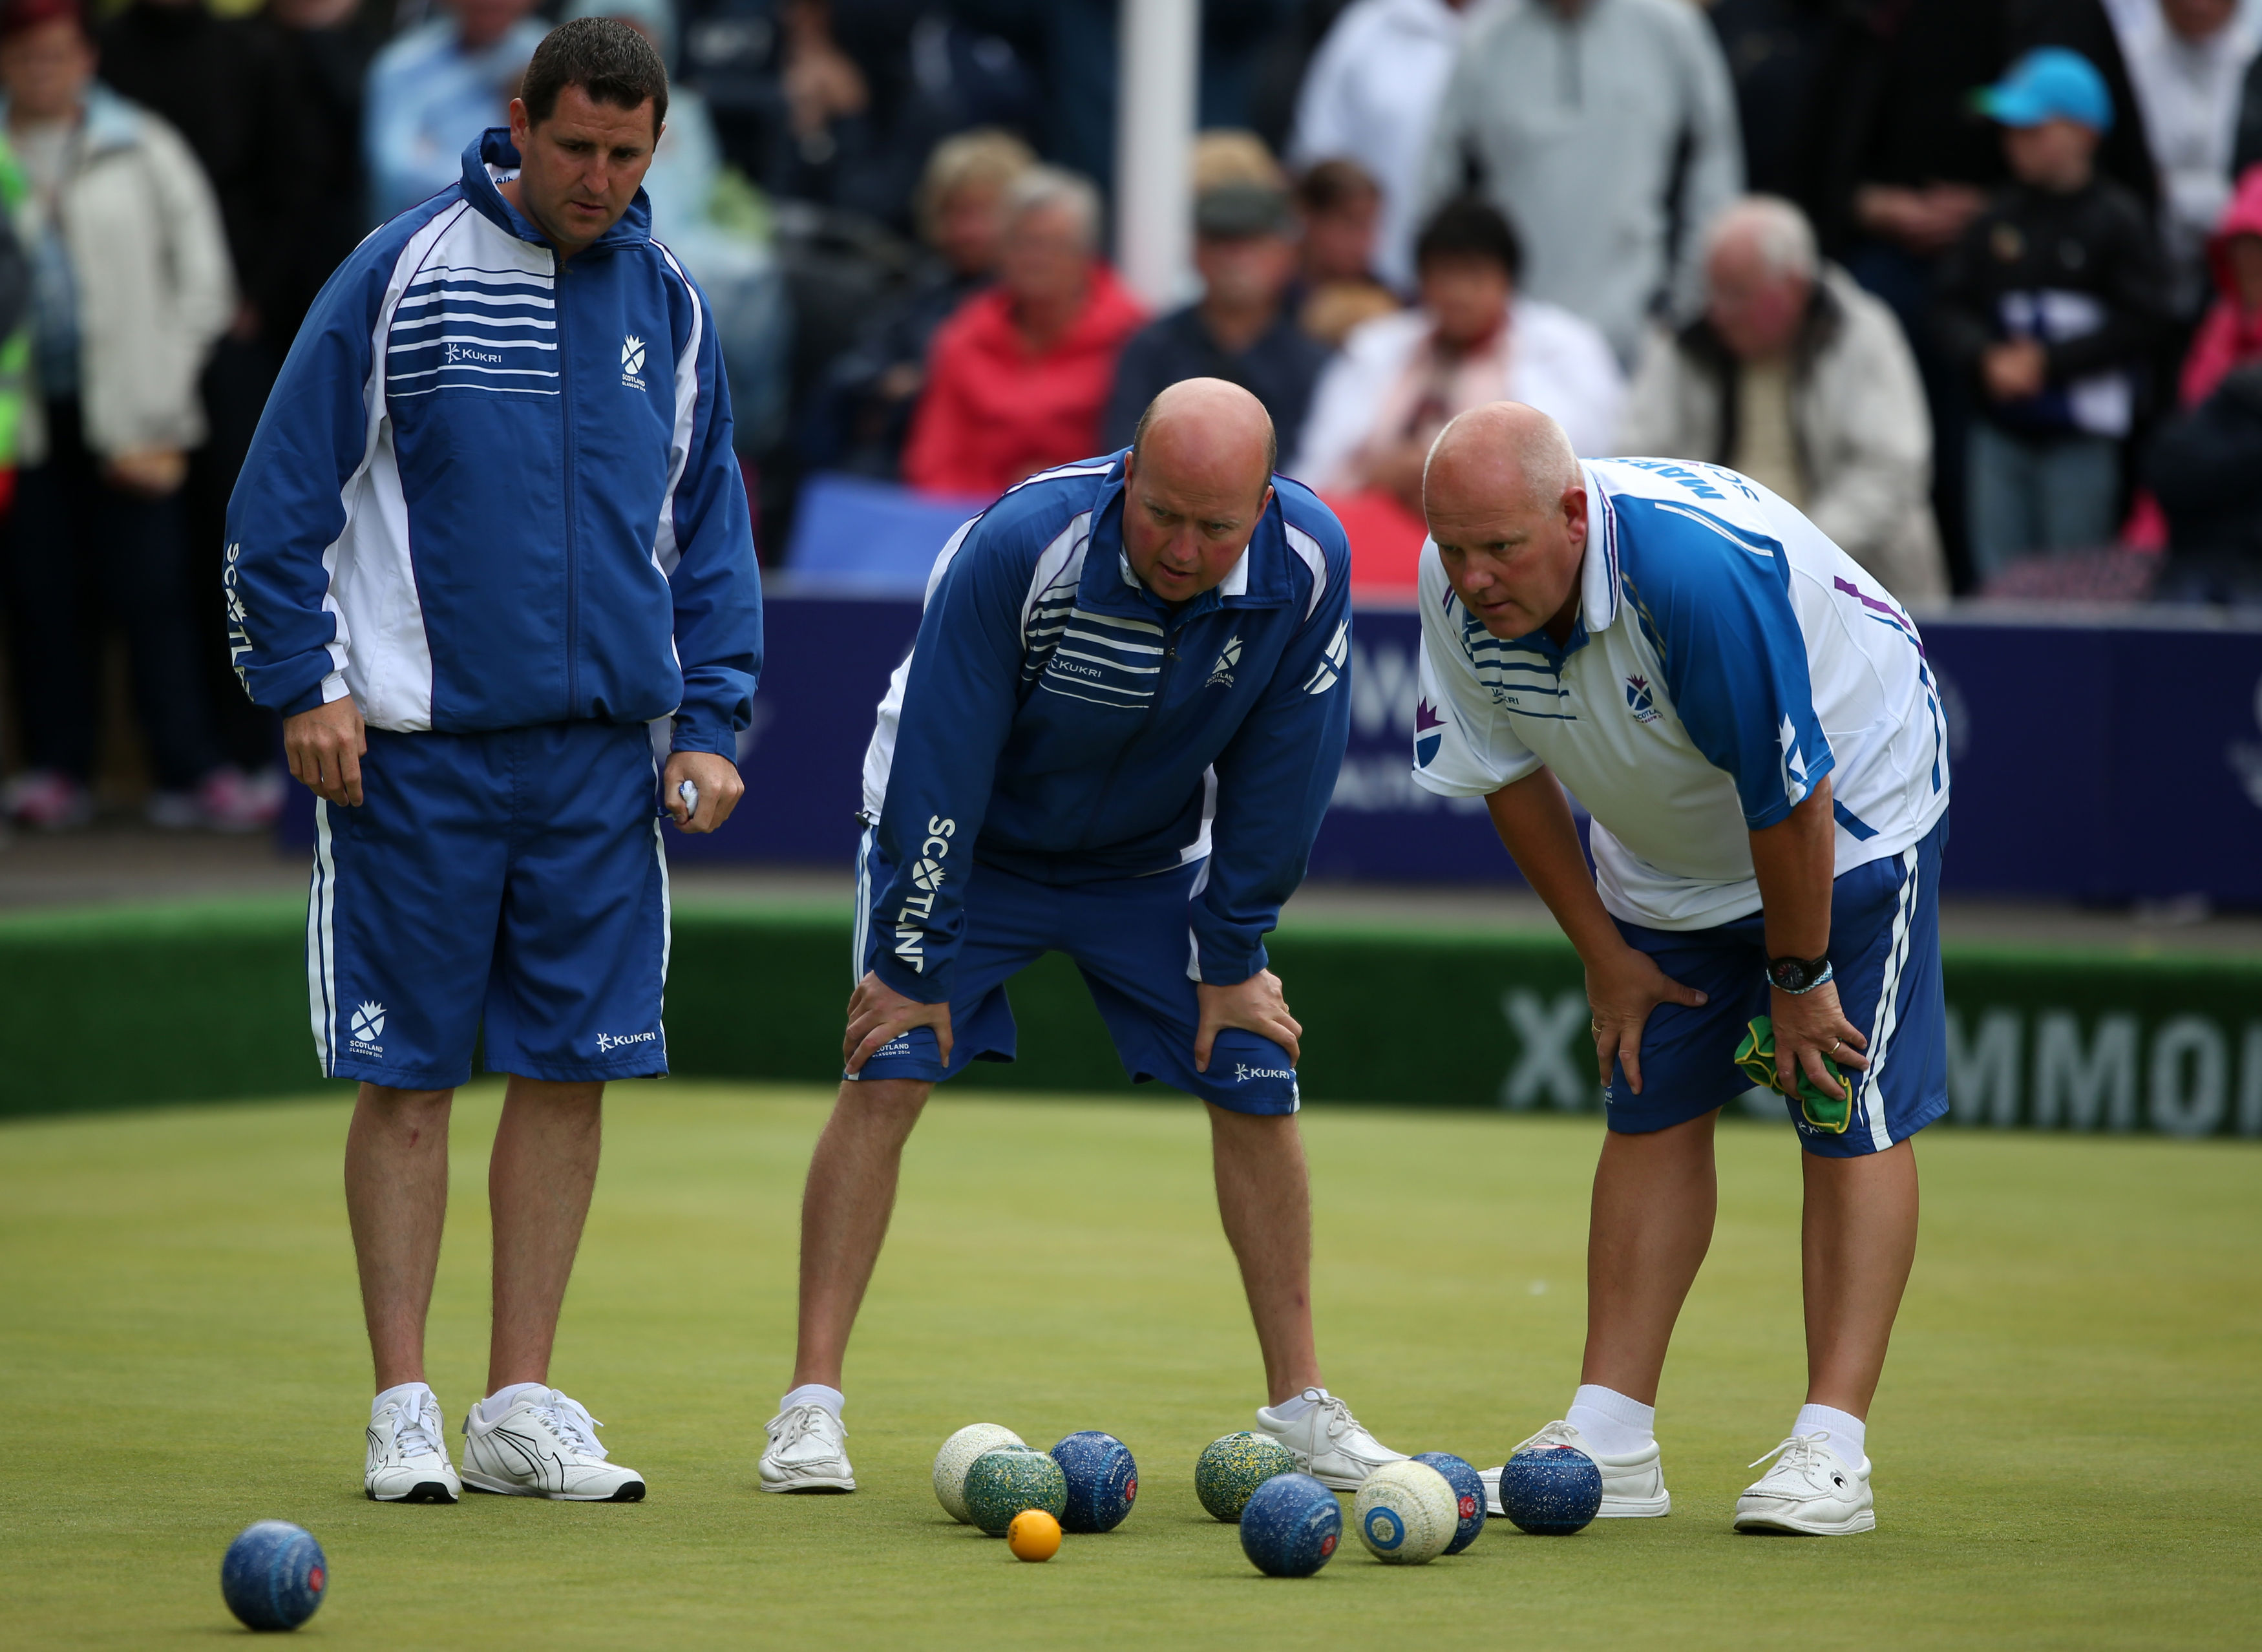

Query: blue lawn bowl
[1238,1472,1343,1578]
[1499,1444,1604,1535]
[1050,1431,1139,1533]
[1411,1452,1487,1554]
[220,1520,327,1632]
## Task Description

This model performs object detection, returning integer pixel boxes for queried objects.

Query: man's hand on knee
[1585,942,1707,1096]
[285,697,367,806]
[1195,970,1302,1073]
[843,970,953,1073]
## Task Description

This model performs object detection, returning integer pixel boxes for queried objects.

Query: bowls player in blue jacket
[226,23,761,1505]
[759,380,1409,1495]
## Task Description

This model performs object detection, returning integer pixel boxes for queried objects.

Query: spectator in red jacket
[902,165,1143,497]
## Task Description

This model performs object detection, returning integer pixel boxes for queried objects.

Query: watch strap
[1768,955,1835,994]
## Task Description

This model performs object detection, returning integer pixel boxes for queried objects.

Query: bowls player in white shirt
[1413,403,1952,1535]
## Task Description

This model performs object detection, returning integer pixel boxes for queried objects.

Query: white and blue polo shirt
[1412,458,1950,931]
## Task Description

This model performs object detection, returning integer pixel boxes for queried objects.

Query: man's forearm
[1484,768,1623,964]
[1748,776,1835,959]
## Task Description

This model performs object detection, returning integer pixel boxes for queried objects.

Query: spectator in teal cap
[1974,45,2117,136]
[1934,48,2171,581]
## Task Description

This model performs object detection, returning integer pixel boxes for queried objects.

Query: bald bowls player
[759,379,1409,1497]
[1416,404,1950,1536]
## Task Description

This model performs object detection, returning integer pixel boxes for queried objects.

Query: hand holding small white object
[662,751,745,834]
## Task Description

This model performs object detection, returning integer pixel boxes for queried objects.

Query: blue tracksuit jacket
[224,130,761,756]
[858,454,1354,1003]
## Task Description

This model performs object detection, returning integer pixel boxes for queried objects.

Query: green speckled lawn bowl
[963,1448,1069,1537]
[1195,1432,1299,1523]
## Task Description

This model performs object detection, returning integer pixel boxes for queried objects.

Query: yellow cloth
[1730,355,1808,509]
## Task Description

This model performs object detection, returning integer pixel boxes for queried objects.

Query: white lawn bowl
[933,1424,1028,1523]
[1353,1459,1459,1564]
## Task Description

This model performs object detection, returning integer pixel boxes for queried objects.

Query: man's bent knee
[357,1082,454,1118]
[832,1077,932,1132]
[1205,1102,1305,1152]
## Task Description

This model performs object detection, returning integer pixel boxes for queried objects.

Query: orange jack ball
[1006,1508,1062,1562]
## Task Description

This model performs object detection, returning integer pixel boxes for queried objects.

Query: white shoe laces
[1519,1419,1582,1454]
[383,1397,446,1462]
[1748,1431,1833,1474]
[1316,1394,1357,1442]
[766,1403,838,1451]
[1290,1389,1382,1454]
[531,1392,608,1460]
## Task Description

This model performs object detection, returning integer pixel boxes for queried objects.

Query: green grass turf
[1,1086,2254,1648]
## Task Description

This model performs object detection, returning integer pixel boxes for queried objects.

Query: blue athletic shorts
[308,721,671,1089]
[849,829,1300,1114]
[1605,812,1950,1158]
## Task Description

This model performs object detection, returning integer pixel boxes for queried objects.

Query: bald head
[1133,377,1277,491]
[1121,378,1279,605]
[1421,402,1589,640]
[1424,402,1579,520]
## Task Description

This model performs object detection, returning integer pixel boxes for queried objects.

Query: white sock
[1793,1403,1866,1462]
[477,1382,549,1426]
[779,1383,844,1419]
[371,1381,436,1421]
[1565,1384,1655,1458]
[1266,1387,1326,1421]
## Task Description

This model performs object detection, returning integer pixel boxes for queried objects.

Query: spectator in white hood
[1288,0,1492,292]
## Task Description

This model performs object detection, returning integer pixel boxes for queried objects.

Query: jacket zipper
[555,248,580,715]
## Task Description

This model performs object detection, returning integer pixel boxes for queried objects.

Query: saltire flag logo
[1415,697,1448,767]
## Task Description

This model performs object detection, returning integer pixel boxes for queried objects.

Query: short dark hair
[1130,393,1278,479]
[522,17,670,138]
[1414,195,1523,284]
[1293,158,1380,217]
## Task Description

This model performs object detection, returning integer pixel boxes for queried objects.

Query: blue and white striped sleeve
[1633,504,1833,828]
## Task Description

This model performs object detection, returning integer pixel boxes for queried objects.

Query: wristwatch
[1766,953,1834,994]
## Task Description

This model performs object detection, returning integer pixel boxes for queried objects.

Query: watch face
[1770,958,1821,991]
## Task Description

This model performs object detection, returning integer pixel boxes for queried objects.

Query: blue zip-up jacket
[859,454,1354,1003]
[224,131,761,755]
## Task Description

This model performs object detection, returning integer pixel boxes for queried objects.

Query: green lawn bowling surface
[1,1086,2254,1649]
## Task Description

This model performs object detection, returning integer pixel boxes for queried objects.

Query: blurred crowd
[4,0,2262,834]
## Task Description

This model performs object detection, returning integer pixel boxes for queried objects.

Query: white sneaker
[1479,1419,1672,1518]
[365,1386,460,1503]
[1735,1432,1874,1535]
[1253,1388,1407,1492]
[759,1403,856,1493]
[460,1387,646,1501]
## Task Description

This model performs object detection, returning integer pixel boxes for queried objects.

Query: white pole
[1115,0,1198,310]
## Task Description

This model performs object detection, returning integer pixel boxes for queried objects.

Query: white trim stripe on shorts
[852,825,876,989]
[1855,843,1922,1153]
[309,798,339,1076]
